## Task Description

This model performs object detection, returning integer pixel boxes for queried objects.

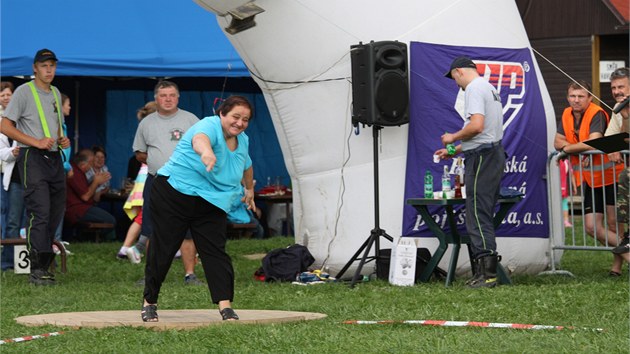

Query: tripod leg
[348,231,378,287]
[335,236,372,279]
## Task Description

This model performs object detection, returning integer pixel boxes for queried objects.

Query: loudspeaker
[351,41,409,127]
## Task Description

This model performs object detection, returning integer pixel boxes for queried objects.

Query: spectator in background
[130,81,202,285]
[609,97,629,255]
[605,68,629,255]
[65,148,116,240]
[0,81,14,238]
[554,80,626,276]
[52,93,74,254]
[0,81,13,111]
[118,164,149,262]
[606,67,629,165]
[117,101,157,262]
[0,81,15,239]
[0,81,21,270]
[127,101,157,181]
[86,145,110,201]
[60,94,73,176]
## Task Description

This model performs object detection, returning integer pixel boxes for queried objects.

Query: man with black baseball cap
[1,48,70,285]
[33,49,58,63]
[435,55,505,288]
[444,56,478,79]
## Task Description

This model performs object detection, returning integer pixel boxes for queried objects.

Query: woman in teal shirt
[141,96,255,322]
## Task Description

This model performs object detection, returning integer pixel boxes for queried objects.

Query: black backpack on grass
[261,244,315,282]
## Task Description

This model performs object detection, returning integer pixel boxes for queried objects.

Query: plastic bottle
[441,165,451,198]
[446,143,456,156]
[445,132,456,156]
[424,170,434,199]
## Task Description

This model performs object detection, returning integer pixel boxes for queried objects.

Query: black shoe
[466,258,483,285]
[219,308,239,321]
[612,236,630,255]
[141,304,158,322]
[29,269,56,286]
[467,255,498,289]
[467,276,498,288]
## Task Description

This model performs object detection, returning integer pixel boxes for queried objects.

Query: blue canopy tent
[1,0,248,77]
[0,0,288,192]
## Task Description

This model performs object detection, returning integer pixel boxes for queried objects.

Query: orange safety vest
[561,103,623,187]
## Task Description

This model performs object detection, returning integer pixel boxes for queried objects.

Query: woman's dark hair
[0,81,14,93]
[92,145,107,158]
[217,95,253,119]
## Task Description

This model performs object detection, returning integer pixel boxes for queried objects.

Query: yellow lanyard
[27,81,63,138]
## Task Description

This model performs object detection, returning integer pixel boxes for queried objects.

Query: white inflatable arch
[196,0,559,276]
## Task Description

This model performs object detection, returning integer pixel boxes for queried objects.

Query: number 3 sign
[14,245,30,274]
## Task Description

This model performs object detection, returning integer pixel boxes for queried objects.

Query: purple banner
[402,43,549,238]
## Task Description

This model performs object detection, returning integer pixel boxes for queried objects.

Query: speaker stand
[336,125,393,287]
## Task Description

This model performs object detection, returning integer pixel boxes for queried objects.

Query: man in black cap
[435,56,505,288]
[1,48,70,285]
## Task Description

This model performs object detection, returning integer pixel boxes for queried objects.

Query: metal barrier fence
[543,149,628,276]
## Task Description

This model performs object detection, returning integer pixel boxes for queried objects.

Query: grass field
[0,231,628,353]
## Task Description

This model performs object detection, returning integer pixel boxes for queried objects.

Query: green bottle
[445,132,456,155]
[424,170,433,198]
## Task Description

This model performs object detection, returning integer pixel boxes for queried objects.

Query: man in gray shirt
[131,80,202,285]
[436,56,505,288]
[1,49,71,285]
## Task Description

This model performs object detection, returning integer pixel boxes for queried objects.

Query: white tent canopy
[197,0,558,276]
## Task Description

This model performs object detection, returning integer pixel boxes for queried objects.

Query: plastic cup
[433,154,440,163]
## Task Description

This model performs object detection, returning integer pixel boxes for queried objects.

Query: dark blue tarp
[0,0,248,77]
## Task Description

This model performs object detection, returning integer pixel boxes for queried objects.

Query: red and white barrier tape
[0,331,64,345]
[343,320,603,332]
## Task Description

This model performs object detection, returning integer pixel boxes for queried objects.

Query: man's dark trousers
[464,144,505,260]
[18,148,66,254]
